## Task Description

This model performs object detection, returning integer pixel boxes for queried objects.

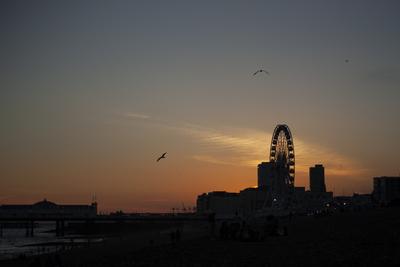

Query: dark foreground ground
[2,207,400,267]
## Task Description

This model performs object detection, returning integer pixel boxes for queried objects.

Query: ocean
[0,222,102,260]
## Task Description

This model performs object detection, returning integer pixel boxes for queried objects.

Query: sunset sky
[1,0,399,212]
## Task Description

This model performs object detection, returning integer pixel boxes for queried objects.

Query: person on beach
[170,230,176,244]
[55,254,63,267]
[220,221,228,240]
[175,228,181,242]
[208,212,216,238]
[29,258,42,267]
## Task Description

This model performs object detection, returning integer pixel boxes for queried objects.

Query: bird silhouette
[345,59,349,63]
[253,69,269,76]
[156,152,167,162]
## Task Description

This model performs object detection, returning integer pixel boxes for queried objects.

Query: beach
[1,207,399,267]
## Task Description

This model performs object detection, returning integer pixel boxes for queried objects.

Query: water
[0,223,103,260]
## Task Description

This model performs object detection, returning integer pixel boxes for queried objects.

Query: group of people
[29,254,63,267]
[169,228,181,244]
[217,215,288,242]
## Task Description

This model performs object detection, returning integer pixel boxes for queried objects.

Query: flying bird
[345,59,349,63]
[156,152,167,162]
[253,69,269,76]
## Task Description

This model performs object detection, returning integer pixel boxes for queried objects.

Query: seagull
[156,152,167,162]
[253,69,269,76]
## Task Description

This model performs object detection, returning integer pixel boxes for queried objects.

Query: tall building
[257,162,273,188]
[310,164,326,193]
[257,161,289,195]
[373,176,400,205]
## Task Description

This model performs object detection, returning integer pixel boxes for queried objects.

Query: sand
[1,207,399,267]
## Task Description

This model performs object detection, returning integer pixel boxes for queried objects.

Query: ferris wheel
[269,124,295,188]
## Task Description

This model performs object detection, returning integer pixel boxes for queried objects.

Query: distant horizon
[0,138,387,214]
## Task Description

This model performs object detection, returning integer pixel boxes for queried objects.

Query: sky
[1,0,399,212]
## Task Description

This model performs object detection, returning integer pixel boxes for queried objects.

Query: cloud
[172,124,367,177]
[191,155,234,166]
[121,112,151,120]
[120,112,367,177]
[294,139,368,176]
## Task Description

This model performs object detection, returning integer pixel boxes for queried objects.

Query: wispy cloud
[120,112,367,177]
[171,124,367,177]
[192,155,234,166]
[121,112,151,120]
[294,139,368,176]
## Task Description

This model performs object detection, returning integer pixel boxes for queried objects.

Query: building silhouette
[258,162,280,191]
[257,161,291,195]
[0,199,97,218]
[310,164,326,193]
[196,192,239,218]
[197,125,335,217]
[373,176,400,205]
[257,162,270,188]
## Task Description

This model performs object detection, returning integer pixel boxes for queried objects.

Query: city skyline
[1,1,400,212]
